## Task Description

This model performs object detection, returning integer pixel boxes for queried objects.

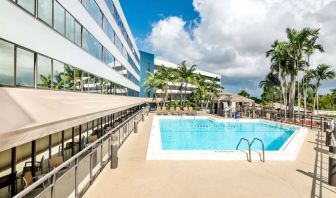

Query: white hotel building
[154,59,222,101]
[0,1,146,197]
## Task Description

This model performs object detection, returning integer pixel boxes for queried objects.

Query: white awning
[0,88,145,152]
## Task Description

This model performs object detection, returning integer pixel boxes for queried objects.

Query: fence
[237,108,335,130]
[14,107,147,198]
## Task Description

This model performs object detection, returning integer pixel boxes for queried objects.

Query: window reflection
[17,0,35,14]
[82,0,103,27]
[16,48,34,87]
[66,13,75,42]
[64,64,74,91]
[37,55,52,89]
[38,0,53,26]
[74,22,82,46]
[0,40,14,86]
[53,60,64,90]
[54,1,65,35]
[82,29,102,60]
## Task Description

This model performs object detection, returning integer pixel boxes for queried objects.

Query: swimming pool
[146,116,308,160]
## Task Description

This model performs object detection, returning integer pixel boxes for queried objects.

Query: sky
[120,0,336,97]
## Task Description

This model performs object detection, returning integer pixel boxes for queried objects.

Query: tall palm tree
[144,72,160,106]
[303,29,324,115]
[176,61,198,108]
[259,72,280,106]
[157,66,177,107]
[311,64,335,114]
[266,40,290,117]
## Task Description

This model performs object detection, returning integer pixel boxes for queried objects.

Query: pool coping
[146,115,308,161]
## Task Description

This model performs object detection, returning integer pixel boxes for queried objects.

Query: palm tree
[303,29,324,115]
[156,66,177,107]
[311,64,335,114]
[38,74,52,88]
[176,61,198,108]
[285,28,311,117]
[238,90,251,98]
[259,72,280,106]
[144,72,160,106]
[266,40,290,117]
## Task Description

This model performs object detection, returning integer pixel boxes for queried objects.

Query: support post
[134,120,138,133]
[328,145,336,186]
[110,134,118,169]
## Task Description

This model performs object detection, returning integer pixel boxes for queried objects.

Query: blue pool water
[159,119,295,151]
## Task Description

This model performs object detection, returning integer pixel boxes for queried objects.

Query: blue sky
[120,0,199,51]
[120,0,336,97]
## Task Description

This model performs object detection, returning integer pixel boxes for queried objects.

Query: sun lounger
[175,107,182,115]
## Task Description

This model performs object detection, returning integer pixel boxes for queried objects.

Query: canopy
[214,93,255,103]
[0,88,145,152]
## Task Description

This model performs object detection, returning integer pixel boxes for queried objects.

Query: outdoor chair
[182,107,189,115]
[22,156,44,176]
[169,107,175,115]
[89,135,98,143]
[22,171,46,189]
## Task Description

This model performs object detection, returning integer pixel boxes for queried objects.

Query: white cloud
[146,0,336,96]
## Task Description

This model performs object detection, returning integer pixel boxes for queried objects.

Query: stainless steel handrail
[14,108,145,198]
[250,138,265,162]
[236,138,251,162]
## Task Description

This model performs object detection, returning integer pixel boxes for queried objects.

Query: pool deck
[83,113,336,198]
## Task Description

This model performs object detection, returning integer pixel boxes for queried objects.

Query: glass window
[82,0,102,27]
[103,17,114,42]
[66,12,75,42]
[17,0,35,14]
[103,48,114,67]
[54,1,65,35]
[74,22,82,46]
[82,72,89,92]
[105,0,116,17]
[16,48,34,87]
[38,0,53,26]
[64,64,74,91]
[115,36,122,53]
[82,29,102,60]
[0,40,14,86]
[74,68,83,92]
[37,55,52,89]
[53,60,64,90]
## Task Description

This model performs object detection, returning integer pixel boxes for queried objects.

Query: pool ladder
[236,138,265,162]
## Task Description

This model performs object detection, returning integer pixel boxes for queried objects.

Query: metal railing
[235,108,335,131]
[14,108,147,198]
[250,138,265,162]
[236,137,265,162]
[236,138,251,162]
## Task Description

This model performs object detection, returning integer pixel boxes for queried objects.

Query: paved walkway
[83,113,336,198]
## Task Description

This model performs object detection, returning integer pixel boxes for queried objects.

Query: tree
[176,61,198,108]
[156,66,177,107]
[303,29,324,115]
[144,72,160,106]
[310,64,335,114]
[238,90,251,98]
[259,72,280,105]
[285,28,311,117]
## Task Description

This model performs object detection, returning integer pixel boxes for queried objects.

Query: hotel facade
[0,0,145,197]
[0,1,222,197]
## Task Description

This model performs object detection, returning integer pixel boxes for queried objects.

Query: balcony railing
[13,107,147,198]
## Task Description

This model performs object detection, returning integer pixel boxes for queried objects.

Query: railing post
[328,145,336,187]
[321,117,323,131]
[134,119,138,133]
[75,157,78,198]
[311,116,313,129]
[110,133,118,169]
